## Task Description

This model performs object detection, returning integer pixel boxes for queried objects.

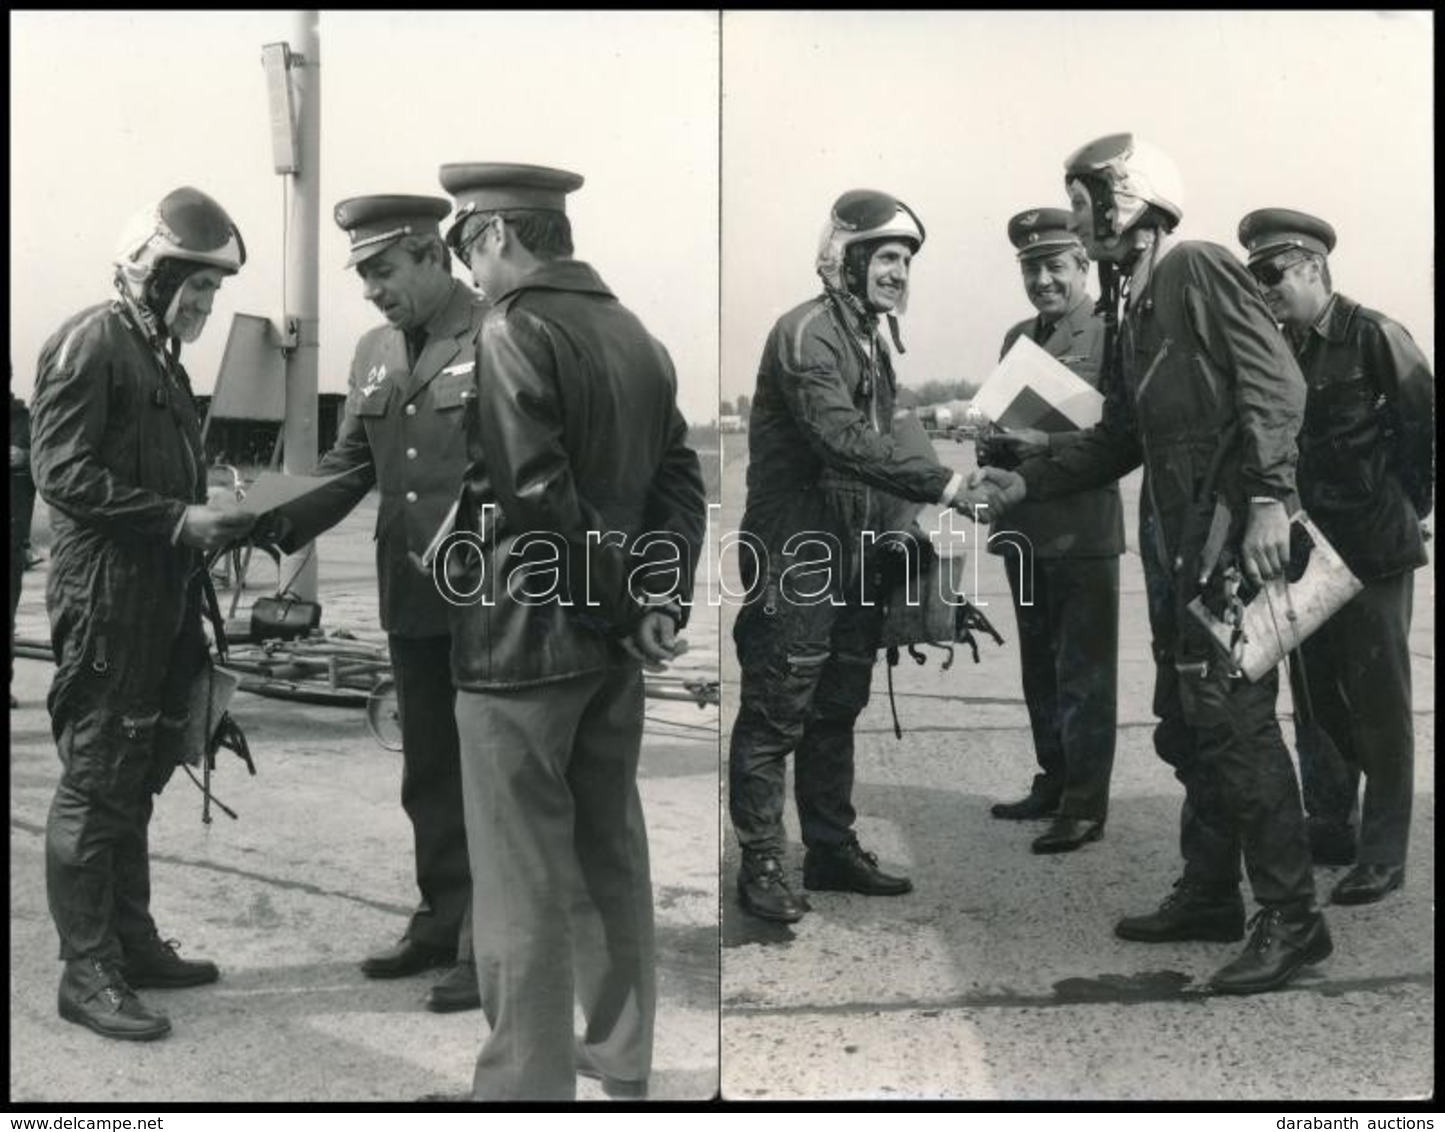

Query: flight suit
[1020,240,1316,912]
[30,297,209,963]
[729,290,953,859]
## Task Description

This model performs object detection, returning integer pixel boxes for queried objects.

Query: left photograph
[8,11,721,1104]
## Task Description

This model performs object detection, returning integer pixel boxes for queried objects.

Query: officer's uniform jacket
[279,278,488,637]
[989,293,1123,559]
[741,291,952,598]
[1021,240,1306,589]
[450,259,707,690]
[1289,292,1434,581]
[29,298,208,727]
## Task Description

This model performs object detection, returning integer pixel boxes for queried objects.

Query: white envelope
[970,334,1104,431]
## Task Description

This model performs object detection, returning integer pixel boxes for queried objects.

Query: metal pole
[281,8,320,601]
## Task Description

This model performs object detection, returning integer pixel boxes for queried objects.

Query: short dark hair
[465,208,573,260]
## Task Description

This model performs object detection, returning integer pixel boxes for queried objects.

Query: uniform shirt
[987,291,1124,559]
[276,278,489,637]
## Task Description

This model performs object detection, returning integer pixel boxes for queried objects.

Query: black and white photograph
[6,6,1436,1116]
[9,9,720,1105]
[718,9,1433,1103]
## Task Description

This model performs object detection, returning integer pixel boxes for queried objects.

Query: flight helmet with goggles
[1064,133,1183,242]
[816,189,925,312]
[113,187,245,334]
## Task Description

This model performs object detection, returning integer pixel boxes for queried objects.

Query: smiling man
[1238,208,1435,904]
[979,209,1122,854]
[268,195,489,1013]
[727,189,978,925]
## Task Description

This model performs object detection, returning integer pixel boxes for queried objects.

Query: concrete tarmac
[718,436,1434,1102]
[8,492,721,1104]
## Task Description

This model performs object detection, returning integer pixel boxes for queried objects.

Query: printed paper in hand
[221,465,372,517]
[970,334,1104,432]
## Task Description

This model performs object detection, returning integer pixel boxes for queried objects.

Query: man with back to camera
[30,186,256,1039]
[1238,207,1434,904]
[11,375,36,708]
[265,195,487,1012]
[728,189,986,925]
[975,135,1331,994]
[980,208,1122,854]
[438,161,707,1100]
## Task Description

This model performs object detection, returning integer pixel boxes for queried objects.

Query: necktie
[405,328,428,370]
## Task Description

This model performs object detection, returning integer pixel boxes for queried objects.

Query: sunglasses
[1249,255,1308,287]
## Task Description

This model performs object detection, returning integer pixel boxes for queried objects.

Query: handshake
[949,466,1027,522]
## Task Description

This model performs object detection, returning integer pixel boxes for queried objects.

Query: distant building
[719,414,745,434]
[194,392,349,468]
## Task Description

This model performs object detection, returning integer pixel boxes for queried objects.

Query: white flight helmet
[114,186,246,295]
[816,189,925,313]
[1064,133,1184,240]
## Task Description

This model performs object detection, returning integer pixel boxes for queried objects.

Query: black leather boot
[122,932,219,989]
[802,836,912,896]
[1115,878,1245,942]
[737,855,809,922]
[1208,907,1333,994]
[58,958,171,1041]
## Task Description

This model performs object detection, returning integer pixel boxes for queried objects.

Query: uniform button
[405,404,417,416]
[405,491,418,503]
[406,447,418,459]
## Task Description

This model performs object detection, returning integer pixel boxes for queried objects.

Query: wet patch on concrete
[724,969,1433,1015]
[1051,969,1196,1003]
[724,912,801,948]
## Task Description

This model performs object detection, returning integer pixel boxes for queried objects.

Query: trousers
[455,664,654,1102]
[729,585,884,858]
[388,634,472,958]
[1289,571,1416,866]
[1003,552,1119,820]
[45,585,199,962]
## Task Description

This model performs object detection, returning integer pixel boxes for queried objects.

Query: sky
[9,11,720,426]
[9,12,1435,423]
[721,10,1435,401]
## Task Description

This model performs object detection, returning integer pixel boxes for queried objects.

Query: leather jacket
[449,260,707,690]
[1288,293,1433,580]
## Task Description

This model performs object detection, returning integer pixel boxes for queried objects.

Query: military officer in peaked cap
[434,162,706,1101]
[1238,207,1434,904]
[265,194,488,1011]
[980,208,1122,853]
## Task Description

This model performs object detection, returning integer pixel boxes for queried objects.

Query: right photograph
[718,10,1434,1102]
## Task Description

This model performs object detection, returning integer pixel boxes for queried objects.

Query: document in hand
[221,465,372,517]
[969,335,1104,432]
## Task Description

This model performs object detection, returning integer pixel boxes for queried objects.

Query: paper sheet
[970,334,1105,431]
[224,465,372,517]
